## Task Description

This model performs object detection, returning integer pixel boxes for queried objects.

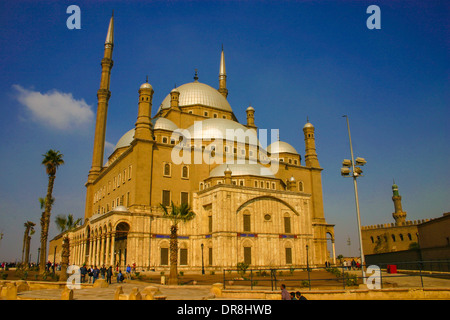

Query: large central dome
[157,81,233,113]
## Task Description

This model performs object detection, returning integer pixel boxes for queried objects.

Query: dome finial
[194,69,199,82]
[146,75,148,83]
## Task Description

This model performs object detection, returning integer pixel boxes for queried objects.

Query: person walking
[88,265,94,283]
[106,266,113,284]
[280,284,291,300]
[100,265,106,279]
[80,264,87,283]
[92,266,100,283]
[126,264,131,280]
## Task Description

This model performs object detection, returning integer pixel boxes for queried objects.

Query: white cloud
[13,85,94,130]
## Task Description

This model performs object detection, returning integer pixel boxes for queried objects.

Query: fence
[222,260,450,291]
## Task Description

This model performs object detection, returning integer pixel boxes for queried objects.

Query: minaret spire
[105,13,114,46]
[219,45,228,98]
[86,14,115,218]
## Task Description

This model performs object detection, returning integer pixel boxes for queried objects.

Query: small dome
[246,105,254,111]
[171,87,179,93]
[267,141,299,154]
[152,117,178,131]
[140,82,153,90]
[210,163,275,178]
[114,128,135,150]
[158,81,233,113]
[289,176,296,181]
[113,118,178,151]
[303,122,314,129]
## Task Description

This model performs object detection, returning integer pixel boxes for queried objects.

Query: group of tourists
[78,263,137,284]
[79,265,114,284]
[280,284,307,300]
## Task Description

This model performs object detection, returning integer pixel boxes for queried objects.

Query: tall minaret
[88,13,114,180]
[303,119,320,167]
[218,45,228,98]
[85,14,114,218]
[392,182,407,225]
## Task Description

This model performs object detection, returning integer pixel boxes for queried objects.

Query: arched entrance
[114,222,130,269]
[326,231,336,265]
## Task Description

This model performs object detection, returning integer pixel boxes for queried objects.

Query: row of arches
[70,221,130,268]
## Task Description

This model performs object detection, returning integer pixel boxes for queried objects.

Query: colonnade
[70,232,119,267]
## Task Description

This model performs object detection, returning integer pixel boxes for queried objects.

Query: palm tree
[39,149,64,274]
[55,214,81,233]
[22,221,36,267]
[54,214,82,281]
[159,201,195,285]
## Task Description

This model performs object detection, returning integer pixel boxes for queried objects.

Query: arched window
[299,181,304,192]
[284,215,291,234]
[391,234,396,242]
[164,163,171,176]
[182,166,189,178]
[243,213,251,232]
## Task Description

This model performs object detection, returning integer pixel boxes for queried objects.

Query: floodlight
[342,159,352,167]
[341,167,351,176]
[355,157,367,166]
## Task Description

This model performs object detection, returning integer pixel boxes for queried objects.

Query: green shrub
[237,262,249,275]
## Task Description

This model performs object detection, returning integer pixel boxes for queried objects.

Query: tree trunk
[60,236,70,282]
[39,175,55,274]
[168,224,178,285]
[22,227,29,265]
[25,236,31,266]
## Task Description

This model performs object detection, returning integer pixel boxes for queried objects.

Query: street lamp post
[201,243,205,275]
[306,244,311,290]
[53,246,57,276]
[341,115,366,284]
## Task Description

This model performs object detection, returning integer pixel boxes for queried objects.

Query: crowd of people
[77,263,136,284]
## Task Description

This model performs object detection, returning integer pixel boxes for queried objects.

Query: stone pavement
[17,281,216,300]
[14,271,450,300]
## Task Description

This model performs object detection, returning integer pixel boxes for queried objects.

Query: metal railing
[222,260,450,290]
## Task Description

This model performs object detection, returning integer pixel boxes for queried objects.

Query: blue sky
[0,0,448,263]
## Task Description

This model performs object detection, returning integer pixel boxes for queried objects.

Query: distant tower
[288,176,296,191]
[170,86,180,110]
[303,119,320,167]
[224,166,232,184]
[392,182,407,225]
[135,77,154,141]
[245,105,257,130]
[218,45,228,98]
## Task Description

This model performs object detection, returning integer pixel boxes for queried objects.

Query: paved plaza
[12,270,450,300]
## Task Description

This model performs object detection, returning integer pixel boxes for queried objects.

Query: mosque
[49,14,336,272]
